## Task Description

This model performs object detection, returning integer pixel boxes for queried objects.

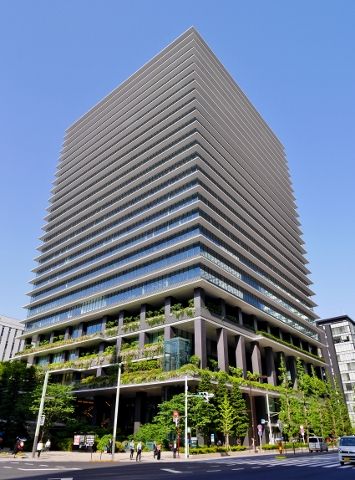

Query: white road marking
[231,467,244,470]
[161,468,183,473]
[206,469,222,472]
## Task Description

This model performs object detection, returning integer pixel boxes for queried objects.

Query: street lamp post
[31,370,49,458]
[111,362,122,461]
[184,375,188,459]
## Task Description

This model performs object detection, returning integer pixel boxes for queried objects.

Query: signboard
[300,425,304,434]
[86,435,95,446]
[172,410,179,425]
[73,435,81,446]
[40,415,45,426]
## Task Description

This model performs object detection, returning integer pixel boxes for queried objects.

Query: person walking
[136,441,142,462]
[44,439,51,452]
[36,440,44,458]
[156,443,161,460]
[129,439,135,460]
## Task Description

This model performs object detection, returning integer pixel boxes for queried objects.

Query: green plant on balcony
[121,340,139,351]
[53,334,65,343]
[189,355,200,367]
[146,307,164,318]
[104,327,118,337]
[246,371,260,382]
[122,321,140,333]
[39,339,50,347]
[103,345,116,355]
[80,375,96,385]
[171,301,195,319]
[228,366,244,378]
[146,315,165,327]
[123,315,140,325]
[256,330,324,361]
[106,319,118,329]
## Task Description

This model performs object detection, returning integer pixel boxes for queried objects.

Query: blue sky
[1,0,354,321]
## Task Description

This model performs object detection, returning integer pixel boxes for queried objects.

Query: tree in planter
[30,382,75,440]
[217,393,235,450]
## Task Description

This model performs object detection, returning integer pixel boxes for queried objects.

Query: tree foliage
[30,381,75,439]
[278,357,352,440]
[0,361,39,444]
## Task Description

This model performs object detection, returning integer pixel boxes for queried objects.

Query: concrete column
[77,323,84,338]
[64,327,70,340]
[217,328,229,372]
[101,316,108,331]
[164,325,174,341]
[235,335,247,377]
[49,331,55,343]
[287,356,297,388]
[140,304,147,327]
[165,297,172,317]
[133,392,146,433]
[139,332,147,350]
[265,347,277,386]
[118,311,125,328]
[251,342,262,375]
[237,308,243,327]
[194,288,205,315]
[194,318,207,368]
[116,336,122,357]
[220,299,226,319]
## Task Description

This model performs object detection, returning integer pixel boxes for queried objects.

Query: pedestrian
[129,439,135,460]
[45,439,51,452]
[173,441,177,458]
[153,442,157,458]
[136,441,142,462]
[156,443,161,460]
[36,440,44,458]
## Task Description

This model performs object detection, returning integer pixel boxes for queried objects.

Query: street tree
[30,381,75,440]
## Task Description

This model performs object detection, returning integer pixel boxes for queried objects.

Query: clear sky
[1,0,354,322]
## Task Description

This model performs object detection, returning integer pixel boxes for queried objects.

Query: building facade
[0,315,23,361]
[18,28,326,439]
[317,315,355,425]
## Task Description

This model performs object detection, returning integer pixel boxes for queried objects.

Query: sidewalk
[0,446,320,463]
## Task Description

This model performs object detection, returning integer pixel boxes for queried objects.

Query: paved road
[0,452,352,480]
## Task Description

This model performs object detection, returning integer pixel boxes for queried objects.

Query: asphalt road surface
[0,452,353,480]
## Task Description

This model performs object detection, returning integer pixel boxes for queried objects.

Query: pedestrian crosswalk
[209,454,352,470]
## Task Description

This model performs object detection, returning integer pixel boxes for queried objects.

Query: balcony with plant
[145,306,165,327]
[170,299,195,320]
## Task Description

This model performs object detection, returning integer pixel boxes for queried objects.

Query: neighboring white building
[0,315,24,361]
[317,316,355,426]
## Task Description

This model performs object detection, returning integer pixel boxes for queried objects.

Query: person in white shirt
[136,441,142,462]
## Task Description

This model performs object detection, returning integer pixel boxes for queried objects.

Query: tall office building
[317,315,355,425]
[19,28,325,436]
[0,314,23,361]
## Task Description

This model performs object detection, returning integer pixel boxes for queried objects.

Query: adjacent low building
[17,28,326,439]
[317,315,355,425]
[0,314,24,361]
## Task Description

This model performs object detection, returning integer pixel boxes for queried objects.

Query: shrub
[56,438,73,451]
